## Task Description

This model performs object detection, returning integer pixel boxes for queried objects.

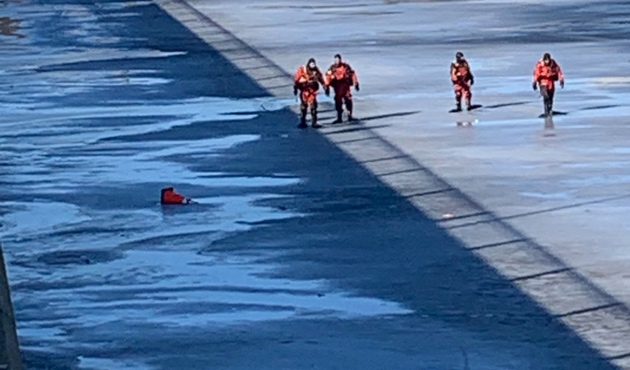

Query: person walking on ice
[325,54,359,124]
[533,52,564,117]
[450,52,475,112]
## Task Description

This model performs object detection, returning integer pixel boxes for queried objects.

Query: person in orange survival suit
[161,187,192,205]
[450,52,475,112]
[294,58,326,129]
[533,53,564,117]
[325,54,359,124]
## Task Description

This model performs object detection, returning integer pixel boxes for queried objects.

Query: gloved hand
[293,86,298,96]
[532,82,538,91]
[560,80,565,89]
[355,84,360,92]
[470,78,474,86]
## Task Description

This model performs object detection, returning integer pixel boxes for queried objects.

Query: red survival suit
[533,55,564,116]
[161,187,191,205]
[325,57,359,123]
[450,57,474,111]
[294,58,326,128]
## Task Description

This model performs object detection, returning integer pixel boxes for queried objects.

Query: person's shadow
[449,104,483,113]
[538,111,567,118]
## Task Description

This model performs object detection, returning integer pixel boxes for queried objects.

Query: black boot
[455,102,462,112]
[311,111,322,129]
[332,111,343,124]
[346,100,354,122]
[298,116,307,129]
[298,107,308,129]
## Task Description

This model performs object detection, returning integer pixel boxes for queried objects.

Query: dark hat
[456,52,464,58]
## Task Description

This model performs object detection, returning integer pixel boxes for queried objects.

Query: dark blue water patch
[36,248,123,266]
[47,225,143,238]
[8,184,208,211]
[155,302,299,316]
[21,351,77,370]
[0,131,83,140]
[26,1,267,107]
[10,249,123,275]
[102,116,269,142]
[23,0,141,48]
[6,225,147,248]
[220,110,268,116]
[77,286,322,302]
[66,115,182,130]
[116,229,221,251]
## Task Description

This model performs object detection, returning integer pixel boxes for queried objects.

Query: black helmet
[456,52,464,58]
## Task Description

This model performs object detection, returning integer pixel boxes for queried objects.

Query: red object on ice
[161,187,188,205]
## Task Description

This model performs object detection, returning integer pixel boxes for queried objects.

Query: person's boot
[466,99,472,111]
[311,113,322,129]
[346,100,354,122]
[297,115,307,129]
[455,102,462,112]
[332,111,343,124]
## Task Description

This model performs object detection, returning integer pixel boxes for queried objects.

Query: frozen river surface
[0,1,623,369]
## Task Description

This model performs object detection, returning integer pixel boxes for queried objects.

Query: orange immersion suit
[450,59,474,110]
[533,58,564,116]
[325,62,359,122]
[294,61,326,128]
[161,187,190,205]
